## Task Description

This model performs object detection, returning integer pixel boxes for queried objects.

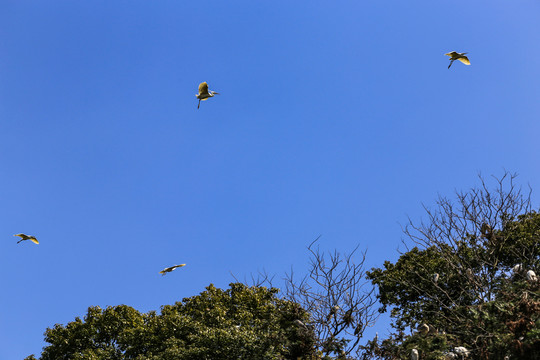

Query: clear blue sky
[1,1,539,358]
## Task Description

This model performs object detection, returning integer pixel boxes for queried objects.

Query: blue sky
[1,1,540,358]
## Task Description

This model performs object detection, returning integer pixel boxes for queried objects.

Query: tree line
[26,173,539,359]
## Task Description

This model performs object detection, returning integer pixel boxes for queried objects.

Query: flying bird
[445,51,470,69]
[14,234,39,244]
[196,82,219,109]
[411,348,419,360]
[159,264,186,275]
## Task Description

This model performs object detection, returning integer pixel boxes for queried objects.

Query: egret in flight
[14,234,39,244]
[159,264,186,275]
[445,52,470,69]
[196,82,219,109]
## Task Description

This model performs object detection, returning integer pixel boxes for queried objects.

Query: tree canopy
[366,175,540,359]
[26,283,317,360]
[26,174,540,360]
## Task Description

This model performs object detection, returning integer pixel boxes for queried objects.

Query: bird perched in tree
[419,323,430,336]
[354,321,363,336]
[444,352,458,359]
[14,233,39,244]
[526,270,537,282]
[480,223,493,240]
[342,308,354,325]
[159,264,186,275]
[454,346,470,358]
[428,324,438,335]
[327,305,339,321]
[411,348,419,360]
[512,264,523,274]
[433,273,440,284]
[196,82,219,109]
[445,51,470,69]
[293,319,306,328]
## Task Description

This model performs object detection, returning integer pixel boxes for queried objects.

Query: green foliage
[26,283,318,360]
[367,212,540,359]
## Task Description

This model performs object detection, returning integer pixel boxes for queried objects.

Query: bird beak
[213,92,220,95]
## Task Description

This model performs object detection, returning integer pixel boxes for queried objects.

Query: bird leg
[448,60,454,69]
[198,99,201,109]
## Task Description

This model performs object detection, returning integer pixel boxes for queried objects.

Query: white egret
[411,348,419,360]
[159,264,186,275]
[433,273,440,284]
[526,270,537,282]
[419,323,430,336]
[14,233,39,244]
[454,346,470,358]
[196,82,219,109]
[512,264,523,274]
[293,319,306,328]
[445,52,470,69]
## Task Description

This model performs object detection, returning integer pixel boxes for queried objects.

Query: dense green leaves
[367,212,540,360]
[26,283,317,360]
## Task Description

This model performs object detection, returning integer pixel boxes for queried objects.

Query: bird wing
[30,237,39,244]
[14,233,28,239]
[458,56,470,65]
[198,82,209,95]
[445,52,458,57]
[160,264,185,274]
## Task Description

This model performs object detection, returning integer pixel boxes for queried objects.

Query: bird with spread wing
[445,51,470,69]
[159,264,186,275]
[14,233,39,244]
[196,82,219,109]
